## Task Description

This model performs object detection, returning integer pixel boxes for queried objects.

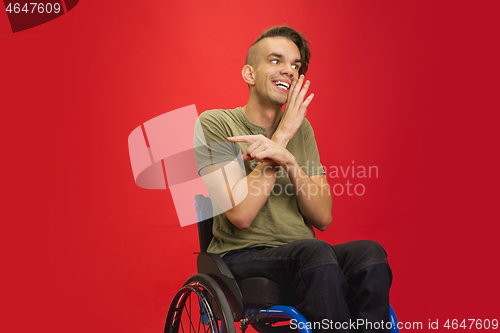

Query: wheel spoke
[184,294,198,333]
[197,306,202,333]
[180,317,185,333]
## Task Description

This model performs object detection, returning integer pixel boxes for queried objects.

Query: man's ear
[242,65,255,85]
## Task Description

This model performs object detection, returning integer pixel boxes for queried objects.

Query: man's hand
[273,75,314,146]
[227,133,332,231]
[227,134,296,168]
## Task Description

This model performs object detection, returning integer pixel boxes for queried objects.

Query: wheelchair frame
[164,195,400,333]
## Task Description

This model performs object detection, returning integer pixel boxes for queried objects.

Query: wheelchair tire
[165,274,236,333]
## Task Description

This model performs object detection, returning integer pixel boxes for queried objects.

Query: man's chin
[263,93,287,108]
[274,95,288,106]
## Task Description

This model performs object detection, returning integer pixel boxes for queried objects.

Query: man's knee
[334,240,389,279]
[340,239,387,258]
[354,240,388,261]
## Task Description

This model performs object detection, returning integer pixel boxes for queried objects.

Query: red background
[2,1,499,332]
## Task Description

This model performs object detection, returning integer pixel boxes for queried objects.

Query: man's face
[251,37,302,106]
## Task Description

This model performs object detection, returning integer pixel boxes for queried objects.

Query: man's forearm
[224,162,279,229]
[271,131,290,148]
[286,162,332,231]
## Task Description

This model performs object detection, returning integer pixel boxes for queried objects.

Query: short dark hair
[246,25,311,75]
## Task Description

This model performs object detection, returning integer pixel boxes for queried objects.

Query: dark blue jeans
[222,239,392,333]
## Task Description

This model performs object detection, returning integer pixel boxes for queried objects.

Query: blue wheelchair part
[245,306,311,333]
[390,304,399,333]
[244,305,399,333]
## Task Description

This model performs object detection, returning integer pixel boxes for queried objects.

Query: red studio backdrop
[2,1,499,332]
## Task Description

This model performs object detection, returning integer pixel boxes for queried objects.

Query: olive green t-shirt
[195,107,326,256]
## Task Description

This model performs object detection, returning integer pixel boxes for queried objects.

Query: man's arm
[199,159,279,229]
[287,168,332,231]
[228,76,332,230]
[229,134,332,231]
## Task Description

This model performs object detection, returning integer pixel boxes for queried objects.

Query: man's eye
[271,59,279,64]
[292,64,299,70]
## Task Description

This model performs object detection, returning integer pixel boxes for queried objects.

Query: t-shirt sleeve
[303,120,326,177]
[194,111,240,174]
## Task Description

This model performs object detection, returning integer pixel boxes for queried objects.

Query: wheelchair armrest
[198,252,235,279]
[197,252,244,321]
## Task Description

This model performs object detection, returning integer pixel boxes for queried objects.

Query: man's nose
[280,64,296,78]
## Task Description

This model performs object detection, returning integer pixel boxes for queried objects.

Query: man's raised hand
[273,74,314,146]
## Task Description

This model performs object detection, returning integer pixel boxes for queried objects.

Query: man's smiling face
[250,37,302,107]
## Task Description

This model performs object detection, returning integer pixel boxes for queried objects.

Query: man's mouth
[273,80,290,92]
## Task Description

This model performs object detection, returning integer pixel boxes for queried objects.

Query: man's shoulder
[199,107,242,124]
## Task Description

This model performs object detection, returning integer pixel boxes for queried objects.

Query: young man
[195,26,392,333]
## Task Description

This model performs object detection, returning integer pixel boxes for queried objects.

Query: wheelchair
[164,195,400,333]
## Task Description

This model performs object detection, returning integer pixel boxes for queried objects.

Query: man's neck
[241,100,283,138]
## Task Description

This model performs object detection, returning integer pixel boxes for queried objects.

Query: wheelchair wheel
[165,274,236,333]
